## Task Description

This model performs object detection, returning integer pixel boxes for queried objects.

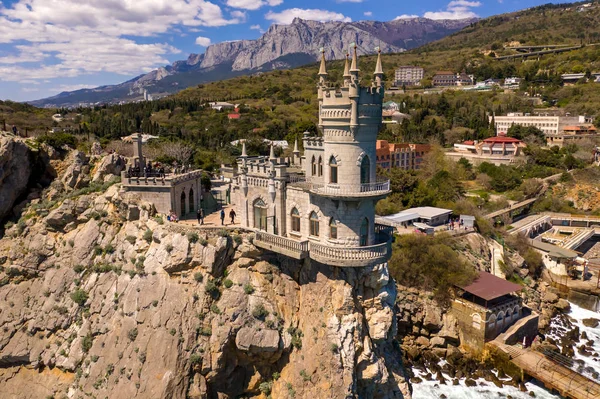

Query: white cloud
[394,14,419,20]
[0,0,247,84]
[423,0,481,20]
[250,24,266,33]
[265,8,351,24]
[22,87,40,93]
[226,0,283,10]
[363,11,373,17]
[54,84,98,93]
[195,36,212,47]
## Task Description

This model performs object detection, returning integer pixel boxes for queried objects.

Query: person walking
[220,209,225,226]
[197,208,204,225]
[229,208,236,225]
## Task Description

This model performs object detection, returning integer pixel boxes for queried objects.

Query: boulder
[582,318,599,328]
[415,336,430,347]
[235,327,282,362]
[542,291,559,304]
[430,336,446,348]
[555,299,571,312]
[92,153,127,183]
[62,150,90,189]
[0,136,33,220]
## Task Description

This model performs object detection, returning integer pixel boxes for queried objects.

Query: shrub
[70,289,88,306]
[143,229,153,243]
[104,244,115,254]
[223,279,233,288]
[81,333,93,353]
[259,381,273,395]
[73,264,85,273]
[138,352,146,363]
[169,328,176,336]
[199,238,208,246]
[154,215,164,225]
[125,235,137,244]
[300,369,311,381]
[199,327,212,336]
[330,343,339,353]
[165,244,174,253]
[217,229,229,237]
[243,283,255,295]
[190,353,202,365]
[93,245,103,257]
[232,234,243,245]
[272,372,280,381]
[187,232,199,243]
[128,328,138,341]
[252,304,269,320]
[210,304,221,314]
[205,279,220,298]
[194,272,203,282]
[37,132,78,149]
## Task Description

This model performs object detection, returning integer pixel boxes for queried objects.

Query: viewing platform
[289,177,391,199]
[121,170,204,188]
[253,226,393,268]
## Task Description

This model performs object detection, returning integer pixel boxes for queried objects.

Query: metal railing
[307,177,391,197]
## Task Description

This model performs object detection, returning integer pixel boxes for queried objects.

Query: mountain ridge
[28,17,475,108]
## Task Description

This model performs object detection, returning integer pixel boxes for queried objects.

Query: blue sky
[0,0,568,102]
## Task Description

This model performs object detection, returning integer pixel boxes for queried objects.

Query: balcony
[252,229,392,268]
[253,231,309,260]
[306,177,391,199]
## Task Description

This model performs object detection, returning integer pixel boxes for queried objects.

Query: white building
[231,47,393,268]
[395,66,424,86]
[490,113,593,136]
[377,206,453,228]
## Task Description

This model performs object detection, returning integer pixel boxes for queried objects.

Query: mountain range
[29,17,475,108]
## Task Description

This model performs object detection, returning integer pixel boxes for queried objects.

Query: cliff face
[0,147,410,398]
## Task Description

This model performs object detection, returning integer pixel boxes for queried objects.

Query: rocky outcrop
[0,180,411,398]
[0,136,34,220]
[61,150,90,189]
[91,152,127,183]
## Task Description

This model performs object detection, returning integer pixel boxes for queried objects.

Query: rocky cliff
[0,144,411,398]
[29,17,474,108]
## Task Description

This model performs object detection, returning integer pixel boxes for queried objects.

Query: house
[504,77,521,86]
[394,66,424,86]
[547,124,598,147]
[381,110,410,124]
[447,136,526,166]
[452,271,537,350]
[456,73,474,86]
[382,101,400,111]
[210,101,236,111]
[375,140,430,170]
[377,206,453,227]
[433,71,456,86]
[491,112,595,136]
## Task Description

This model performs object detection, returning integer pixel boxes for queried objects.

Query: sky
[0,0,569,102]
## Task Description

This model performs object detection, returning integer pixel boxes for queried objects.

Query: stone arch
[253,197,268,231]
[356,151,368,166]
[487,313,496,330]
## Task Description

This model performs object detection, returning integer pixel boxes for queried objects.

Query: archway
[360,218,368,246]
[180,191,186,217]
[253,198,267,231]
[189,188,195,213]
[329,156,338,184]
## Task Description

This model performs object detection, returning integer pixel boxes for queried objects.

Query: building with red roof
[376,140,431,171]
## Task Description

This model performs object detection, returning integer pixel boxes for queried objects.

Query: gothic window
[189,188,195,213]
[180,191,186,217]
[360,155,370,185]
[318,156,323,176]
[311,155,316,176]
[291,208,301,233]
[309,211,319,237]
[360,218,368,246]
[253,198,267,231]
[472,313,482,330]
[329,156,338,184]
[329,218,337,239]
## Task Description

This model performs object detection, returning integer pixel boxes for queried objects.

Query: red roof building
[376,140,431,171]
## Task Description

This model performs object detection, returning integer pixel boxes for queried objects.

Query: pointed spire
[318,47,327,77]
[343,51,351,86]
[374,47,383,75]
[293,139,299,153]
[350,42,359,73]
[269,144,276,161]
[241,140,247,157]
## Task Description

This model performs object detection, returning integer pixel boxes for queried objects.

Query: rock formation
[0,136,34,220]
[0,147,411,398]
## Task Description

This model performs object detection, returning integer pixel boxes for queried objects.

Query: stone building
[375,140,430,171]
[394,65,424,86]
[452,271,537,349]
[231,46,393,267]
[120,134,209,218]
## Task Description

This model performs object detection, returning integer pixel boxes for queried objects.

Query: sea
[411,301,600,399]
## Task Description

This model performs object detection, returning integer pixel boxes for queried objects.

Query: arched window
[291,208,301,233]
[496,311,504,327]
[329,218,337,239]
[360,218,368,246]
[253,198,267,231]
[318,156,323,177]
[311,155,317,176]
[189,188,195,213]
[360,155,370,184]
[329,156,338,184]
[487,314,496,330]
[180,191,186,217]
[309,211,319,237]
[472,313,482,330]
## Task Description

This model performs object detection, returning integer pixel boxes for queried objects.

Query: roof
[413,222,433,230]
[529,240,579,259]
[227,113,241,119]
[380,207,452,223]
[383,212,420,224]
[483,136,522,144]
[459,271,523,301]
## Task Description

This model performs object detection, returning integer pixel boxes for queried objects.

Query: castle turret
[317,48,328,130]
[343,52,351,87]
[374,46,384,90]
[349,43,360,129]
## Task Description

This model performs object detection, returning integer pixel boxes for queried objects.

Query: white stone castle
[233,46,393,267]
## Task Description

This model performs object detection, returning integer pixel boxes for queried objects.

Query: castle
[232,46,393,267]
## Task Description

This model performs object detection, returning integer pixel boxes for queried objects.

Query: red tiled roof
[463,140,475,145]
[459,271,523,301]
[228,113,241,119]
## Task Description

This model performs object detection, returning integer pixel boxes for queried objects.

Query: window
[311,156,316,176]
[253,198,267,231]
[472,314,482,330]
[359,218,368,246]
[318,156,323,177]
[309,212,319,237]
[291,208,301,233]
[329,156,338,184]
[360,155,370,185]
[329,218,337,239]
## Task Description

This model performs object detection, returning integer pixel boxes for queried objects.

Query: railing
[306,177,391,198]
[309,235,392,267]
[253,231,309,259]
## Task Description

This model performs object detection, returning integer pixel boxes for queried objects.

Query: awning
[458,271,523,301]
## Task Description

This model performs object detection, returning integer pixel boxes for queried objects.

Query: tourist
[197,208,204,225]
[220,209,225,225]
[229,209,236,225]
